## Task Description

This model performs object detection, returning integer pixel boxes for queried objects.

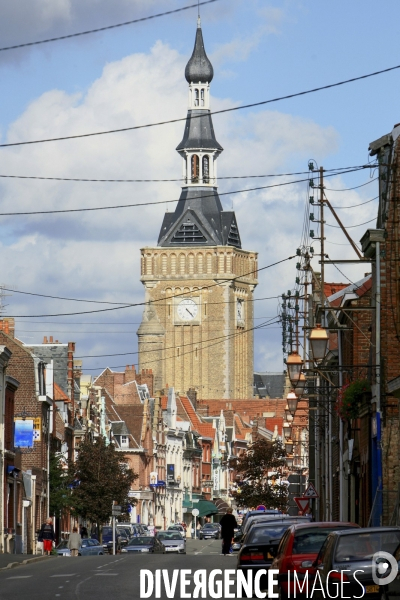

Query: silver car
[155,531,186,554]
[56,538,104,556]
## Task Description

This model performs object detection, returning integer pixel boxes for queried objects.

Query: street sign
[294,497,310,513]
[192,509,199,517]
[112,505,122,515]
[303,483,319,498]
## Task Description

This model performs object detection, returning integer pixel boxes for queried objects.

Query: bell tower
[137,19,258,399]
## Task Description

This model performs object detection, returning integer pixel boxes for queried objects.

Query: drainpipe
[376,241,382,523]
[338,330,344,521]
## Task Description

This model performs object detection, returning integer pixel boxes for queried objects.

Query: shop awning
[195,500,219,517]
[213,498,230,514]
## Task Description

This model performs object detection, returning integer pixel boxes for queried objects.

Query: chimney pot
[49,336,53,343]
[43,336,48,344]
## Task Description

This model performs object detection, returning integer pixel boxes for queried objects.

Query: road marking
[7,576,32,579]
[95,573,118,576]
[50,574,76,577]
[58,586,64,588]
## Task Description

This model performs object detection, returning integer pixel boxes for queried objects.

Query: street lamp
[283,422,292,440]
[286,351,304,386]
[287,391,298,415]
[309,324,329,363]
[284,404,294,422]
[285,439,294,454]
[294,373,306,397]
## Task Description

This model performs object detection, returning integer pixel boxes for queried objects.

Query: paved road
[0,539,241,600]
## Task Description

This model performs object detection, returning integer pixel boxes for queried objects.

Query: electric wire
[330,196,378,209]
[324,177,378,191]
[2,63,400,147]
[0,1,220,52]
[325,217,376,229]
[0,167,373,217]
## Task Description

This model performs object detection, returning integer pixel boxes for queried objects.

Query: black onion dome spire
[185,18,214,84]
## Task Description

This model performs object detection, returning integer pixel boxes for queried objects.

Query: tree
[68,436,138,539]
[49,450,71,518]
[230,438,288,511]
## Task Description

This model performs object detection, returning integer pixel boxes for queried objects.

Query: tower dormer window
[202,155,209,183]
[191,155,199,182]
[201,89,205,107]
[194,88,199,107]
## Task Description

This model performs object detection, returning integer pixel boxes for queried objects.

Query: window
[121,435,129,448]
[171,221,206,244]
[202,155,209,183]
[194,88,199,107]
[191,155,199,182]
[201,89,205,107]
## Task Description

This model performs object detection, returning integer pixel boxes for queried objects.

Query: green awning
[195,500,219,518]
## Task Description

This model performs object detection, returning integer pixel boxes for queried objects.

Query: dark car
[199,524,221,540]
[237,520,305,594]
[311,527,400,600]
[154,531,186,554]
[121,536,156,554]
[56,538,104,556]
[234,515,312,551]
[241,509,282,531]
[271,522,360,599]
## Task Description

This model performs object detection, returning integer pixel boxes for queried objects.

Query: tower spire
[157,20,241,249]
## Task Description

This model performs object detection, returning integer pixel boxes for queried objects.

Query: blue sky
[0,0,398,383]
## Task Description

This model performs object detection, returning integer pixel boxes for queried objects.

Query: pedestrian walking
[196,522,201,538]
[219,508,237,556]
[67,527,82,557]
[38,517,55,556]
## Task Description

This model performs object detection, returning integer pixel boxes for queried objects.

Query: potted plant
[336,379,371,421]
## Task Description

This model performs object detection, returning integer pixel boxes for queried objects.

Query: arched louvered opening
[194,88,199,107]
[191,154,199,183]
[202,155,209,183]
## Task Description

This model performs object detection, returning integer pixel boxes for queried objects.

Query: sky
[0,0,399,382]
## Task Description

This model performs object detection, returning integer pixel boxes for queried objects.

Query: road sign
[112,505,122,515]
[303,483,319,498]
[294,497,310,513]
[192,508,199,517]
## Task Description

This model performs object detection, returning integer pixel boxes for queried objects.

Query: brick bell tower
[137,17,258,399]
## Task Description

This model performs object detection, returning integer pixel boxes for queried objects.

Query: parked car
[234,515,312,551]
[199,523,221,540]
[271,522,360,599]
[237,520,309,593]
[155,531,186,554]
[311,527,400,600]
[167,524,186,538]
[241,509,282,531]
[121,536,156,554]
[56,538,104,556]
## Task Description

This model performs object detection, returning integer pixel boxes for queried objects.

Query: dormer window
[121,435,129,448]
[191,154,199,182]
[194,88,199,107]
[202,155,209,183]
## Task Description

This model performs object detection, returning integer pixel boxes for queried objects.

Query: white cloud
[0,38,371,376]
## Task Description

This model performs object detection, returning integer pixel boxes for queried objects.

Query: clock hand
[186,308,194,317]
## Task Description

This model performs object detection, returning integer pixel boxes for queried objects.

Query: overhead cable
[1,64,399,147]
[0,1,220,52]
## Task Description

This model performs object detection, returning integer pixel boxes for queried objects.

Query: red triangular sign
[303,483,319,498]
[294,497,310,512]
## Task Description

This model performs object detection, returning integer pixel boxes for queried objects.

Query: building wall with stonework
[138,246,258,399]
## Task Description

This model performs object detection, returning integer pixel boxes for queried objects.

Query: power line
[325,177,378,191]
[0,165,377,183]
[325,217,376,229]
[2,255,293,317]
[0,166,371,217]
[1,63,400,147]
[330,196,378,210]
[0,1,220,52]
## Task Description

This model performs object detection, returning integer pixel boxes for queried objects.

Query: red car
[271,521,359,600]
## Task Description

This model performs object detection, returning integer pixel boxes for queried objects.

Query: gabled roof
[328,274,372,307]
[53,382,70,403]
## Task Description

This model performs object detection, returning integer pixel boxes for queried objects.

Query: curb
[0,555,53,572]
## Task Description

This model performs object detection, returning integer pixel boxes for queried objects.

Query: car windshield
[203,524,218,529]
[158,533,183,541]
[293,528,352,554]
[248,525,291,544]
[102,527,112,535]
[56,541,68,549]
[127,537,153,545]
[335,531,400,561]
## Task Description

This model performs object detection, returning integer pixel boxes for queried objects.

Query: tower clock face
[177,298,198,321]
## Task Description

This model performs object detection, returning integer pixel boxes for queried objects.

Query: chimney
[43,336,48,344]
[0,318,15,338]
[49,336,53,343]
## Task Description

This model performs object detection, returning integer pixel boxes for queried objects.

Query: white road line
[7,576,32,579]
[50,574,76,577]
[95,573,118,576]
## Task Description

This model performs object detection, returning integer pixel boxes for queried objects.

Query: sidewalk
[0,553,52,571]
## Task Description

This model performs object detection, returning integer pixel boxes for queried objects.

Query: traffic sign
[192,508,199,517]
[294,497,310,513]
[303,483,319,498]
[112,505,122,515]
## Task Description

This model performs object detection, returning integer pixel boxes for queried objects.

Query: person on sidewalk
[38,518,55,556]
[219,508,237,555]
[67,527,82,557]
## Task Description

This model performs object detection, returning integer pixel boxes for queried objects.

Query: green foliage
[229,439,288,511]
[337,379,371,420]
[68,436,138,530]
[49,451,71,517]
